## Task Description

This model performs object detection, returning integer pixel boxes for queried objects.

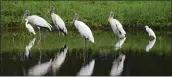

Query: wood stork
[115,37,126,50]
[52,45,68,75]
[145,25,156,39]
[28,59,52,76]
[108,11,126,39]
[110,54,125,76]
[77,59,95,76]
[49,6,67,36]
[24,10,52,35]
[25,19,36,35]
[73,13,94,44]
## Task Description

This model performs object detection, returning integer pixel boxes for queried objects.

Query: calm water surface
[0,30,172,76]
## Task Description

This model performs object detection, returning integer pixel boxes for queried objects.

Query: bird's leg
[37,36,42,64]
[58,29,60,38]
[38,44,42,64]
[118,37,120,48]
[38,26,41,36]
[83,50,86,64]
[83,38,87,64]
[84,38,86,49]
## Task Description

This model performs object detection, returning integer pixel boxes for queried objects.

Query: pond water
[0,30,172,76]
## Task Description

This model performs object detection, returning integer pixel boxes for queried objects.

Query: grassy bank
[1,1,171,31]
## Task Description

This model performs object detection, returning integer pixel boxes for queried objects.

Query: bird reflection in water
[110,54,126,76]
[51,44,68,75]
[115,37,126,50]
[25,38,36,60]
[77,59,95,76]
[146,38,156,52]
[28,59,52,76]
[28,36,52,76]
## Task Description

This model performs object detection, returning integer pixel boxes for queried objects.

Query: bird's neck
[108,17,113,22]
[51,12,56,15]
[73,20,77,25]
[25,20,28,26]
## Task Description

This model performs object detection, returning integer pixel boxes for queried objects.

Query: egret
[110,54,125,76]
[25,38,36,59]
[24,10,52,35]
[108,11,126,39]
[73,13,94,45]
[145,25,156,39]
[25,19,36,35]
[146,38,156,52]
[49,6,67,36]
[77,59,95,76]
[52,45,68,75]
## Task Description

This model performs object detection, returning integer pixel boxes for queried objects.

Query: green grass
[1,1,171,31]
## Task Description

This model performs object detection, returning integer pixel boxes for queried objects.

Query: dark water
[0,30,172,76]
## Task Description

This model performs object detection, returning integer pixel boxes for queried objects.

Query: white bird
[77,59,95,76]
[25,19,36,35]
[52,45,68,75]
[28,59,52,76]
[49,6,67,36]
[115,37,126,50]
[25,38,36,59]
[110,54,126,76]
[145,25,156,39]
[73,13,94,43]
[24,10,52,34]
[146,38,156,52]
[108,11,126,39]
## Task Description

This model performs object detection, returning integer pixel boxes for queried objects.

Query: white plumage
[25,38,36,59]
[110,54,125,76]
[108,11,126,39]
[28,59,52,76]
[115,37,126,50]
[50,7,67,35]
[145,25,156,39]
[77,59,95,76]
[73,13,94,43]
[52,45,68,75]
[146,38,156,52]
[25,19,36,35]
[26,15,52,31]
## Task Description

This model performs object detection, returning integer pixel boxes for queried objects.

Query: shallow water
[0,30,172,76]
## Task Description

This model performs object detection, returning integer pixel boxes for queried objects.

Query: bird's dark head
[108,11,114,22]
[24,10,30,16]
[22,10,30,23]
[49,6,55,14]
[109,11,114,18]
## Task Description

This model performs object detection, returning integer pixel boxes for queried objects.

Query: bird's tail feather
[48,23,53,28]
[48,26,52,31]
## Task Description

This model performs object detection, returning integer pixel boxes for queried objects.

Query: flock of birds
[23,6,158,76]
[25,37,126,76]
[24,6,156,45]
